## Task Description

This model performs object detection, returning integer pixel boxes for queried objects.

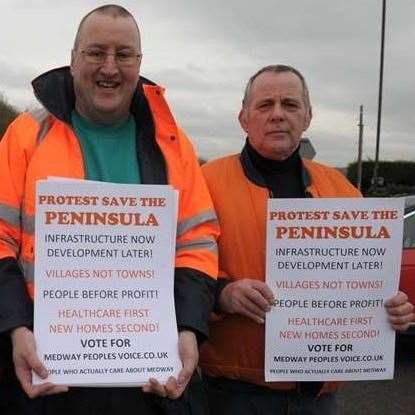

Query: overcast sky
[1,0,413,166]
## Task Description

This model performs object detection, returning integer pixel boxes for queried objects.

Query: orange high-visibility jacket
[199,150,361,394]
[0,67,219,338]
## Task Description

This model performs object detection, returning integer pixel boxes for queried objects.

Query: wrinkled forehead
[250,71,305,100]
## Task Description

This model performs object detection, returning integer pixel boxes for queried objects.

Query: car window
[403,211,415,248]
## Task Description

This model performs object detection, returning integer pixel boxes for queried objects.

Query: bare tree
[0,94,19,138]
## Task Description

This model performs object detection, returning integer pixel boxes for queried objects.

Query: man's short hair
[242,64,311,111]
[73,4,140,50]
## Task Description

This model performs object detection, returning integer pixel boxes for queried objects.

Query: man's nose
[270,102,284,120]
[99,54,119,75]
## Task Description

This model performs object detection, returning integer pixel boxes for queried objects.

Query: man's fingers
[22,382,55,399]
[237,297,266,320]
[142,331,197,399]
[142,378,167,397]
[383,291,414,333]
[245,288,272,312]
[165,376,180,399]
[15,363,67,399]
[43,385,69,396]
[385,291,408,307]
[17,349,48,379]
[14,358,43,397]
[11,310,67,399]
[239,308,265,324]
[250,280,275,304]
[177,363,193,388]
[27,357,48,379]
[386,292,414,332]
[12,326,48,384]
[390,322,412,331]
[142,375,185,399]
[219,280,275,316]
[384,291,414,333]
[149,378,166,396]
[32,383,63,398]
[177,331,197,386]
[386,302,414,317]
[141,383,152,394]
[388,312,415,327]
[15,365,33,396]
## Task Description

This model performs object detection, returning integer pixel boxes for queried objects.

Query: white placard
[33,179,181,386]
[265,198,404,381]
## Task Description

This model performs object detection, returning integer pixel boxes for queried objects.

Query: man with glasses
[0,4,218,414]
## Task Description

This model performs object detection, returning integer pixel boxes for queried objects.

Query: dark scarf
[245,139,305,198]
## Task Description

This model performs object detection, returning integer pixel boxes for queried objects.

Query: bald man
[0,5,218,414]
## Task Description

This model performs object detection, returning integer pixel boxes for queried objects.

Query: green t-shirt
[71,111,141,184]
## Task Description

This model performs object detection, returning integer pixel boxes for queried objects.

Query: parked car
[400,199,415,334]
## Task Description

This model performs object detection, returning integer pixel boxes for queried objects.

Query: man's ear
[137,55,143,75]
[303,106,312,131]
[70,50,76,76]
[238,108,248,133]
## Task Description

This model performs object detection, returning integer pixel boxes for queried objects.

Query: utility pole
[372,0,386,193]
[357,105,364,191]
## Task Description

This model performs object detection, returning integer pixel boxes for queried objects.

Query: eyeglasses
[79,48,142,67]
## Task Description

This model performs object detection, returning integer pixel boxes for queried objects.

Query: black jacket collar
[31,66,156,124]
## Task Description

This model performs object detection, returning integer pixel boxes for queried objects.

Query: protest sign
[34,179,181,386]
[265,198,404,381]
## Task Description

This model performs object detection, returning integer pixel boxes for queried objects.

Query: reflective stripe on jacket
[0,67,219,337]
